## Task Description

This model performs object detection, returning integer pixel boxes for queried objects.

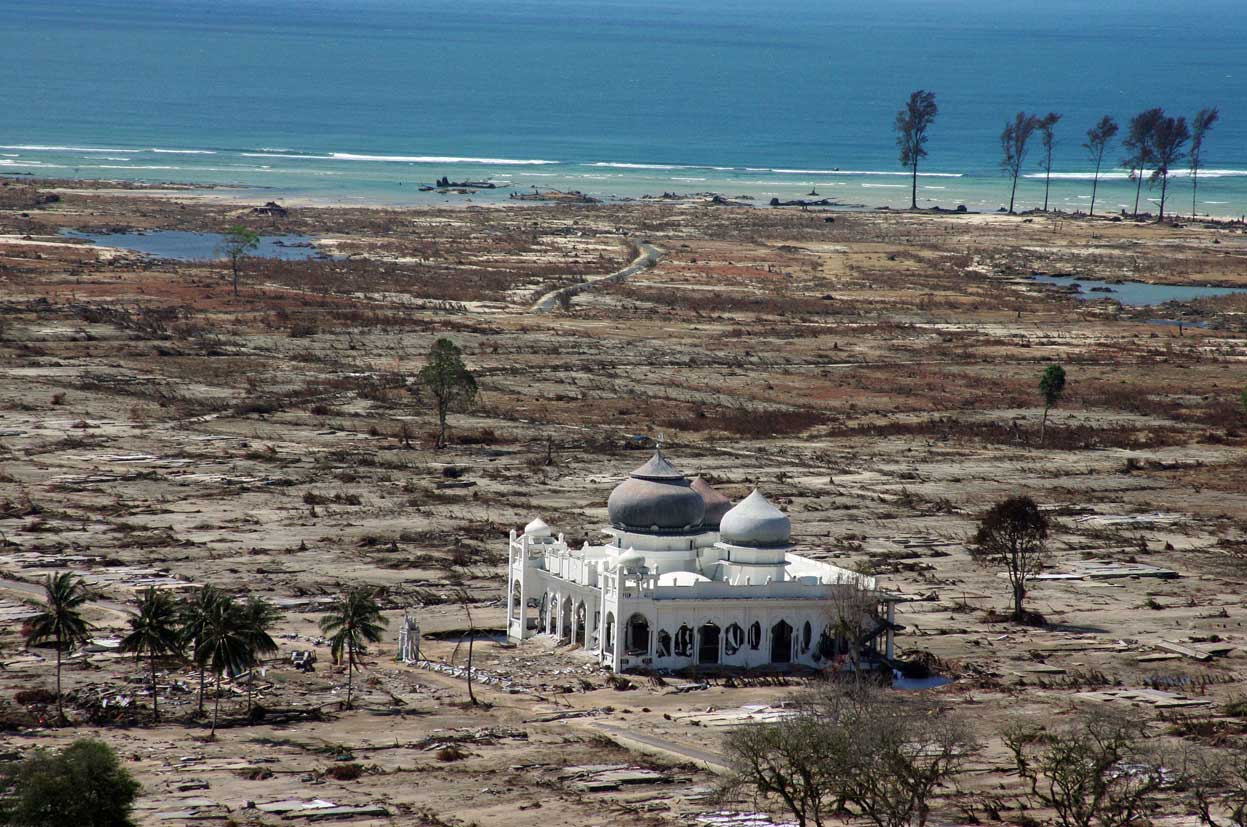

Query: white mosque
[505,450,897,673]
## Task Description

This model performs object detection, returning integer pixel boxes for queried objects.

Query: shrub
[324,763,364,781]
[0,739,140,827]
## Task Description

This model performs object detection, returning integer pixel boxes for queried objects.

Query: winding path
[530,241,662,313]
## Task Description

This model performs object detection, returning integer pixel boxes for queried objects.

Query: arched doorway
[698,623,721,665]
[625,614,650,656]
[510,580,522,620]
[574,602,587,648]
[560,596,573,644]
[603,612,616,654]
[545,594,556,635]
[771,620,793,663]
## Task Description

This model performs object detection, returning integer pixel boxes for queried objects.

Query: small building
[505,450,896,672]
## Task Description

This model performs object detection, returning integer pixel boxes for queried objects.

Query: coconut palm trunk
[346,642,355,708]
[55,634,64,722]
[150,653,160,722]
[211,673,221,737]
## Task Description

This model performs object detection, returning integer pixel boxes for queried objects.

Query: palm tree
[318,588,388,709]
[194,594,253,738]
[178,585,223,716]
[119,588,182,722]
[24,572,94,723]
[238,596,282,716]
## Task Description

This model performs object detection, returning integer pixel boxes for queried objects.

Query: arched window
[748,622,761,650]
[802,621,812,653]
[724,623,745,656]
[510,581,522,619]
[656,630,672,658]
[625,613,650,656]
[674,625,694,657]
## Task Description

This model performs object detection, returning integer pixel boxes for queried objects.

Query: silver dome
[607,450,706,533]
[691,476,732,528]
[719,489,791,547]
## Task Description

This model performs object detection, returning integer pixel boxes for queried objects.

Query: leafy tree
[418,338,477,449]
[118,588,182,722]
[1083,115,1119,217]
[238,596,281,715]
[178,585,223,716]
[193,594,252,737]
[895,90,939,210]
[0,739,140,827]
[24,572,94,722]
[1037,112,1063,212]
[1123,108,1163,218]
[1189,106,1220,219]
[1039,363,1067,446]
[318,587,387,709]
[1001,112,1041,214]
[1003,711,1166,827]
[972,496,1049,622]
[217,225,259,297]
[1150,113,1190,221]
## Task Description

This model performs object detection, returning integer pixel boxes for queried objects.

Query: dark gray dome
[720,489,791,547]
[607,451,705,532]
[691,476,732,528]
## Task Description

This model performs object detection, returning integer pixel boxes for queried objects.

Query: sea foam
[330,152,557,165]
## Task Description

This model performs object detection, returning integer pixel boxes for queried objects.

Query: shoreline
[12,173,1247,227]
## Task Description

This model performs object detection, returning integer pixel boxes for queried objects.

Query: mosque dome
[719,489,791,547]
[606,450,706,533]
[690,476,732,528]
[614,548,647,571]
[524,517,552,538]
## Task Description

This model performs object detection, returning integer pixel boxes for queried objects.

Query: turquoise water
[1031,275,1247,306]
[3,0,1246,214]
[60,230,329,261]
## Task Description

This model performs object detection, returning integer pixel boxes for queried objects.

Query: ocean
[3,0,1246,215]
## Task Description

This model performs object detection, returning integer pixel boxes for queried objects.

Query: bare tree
[1181,745,1247,827]
[1001,112,1041,214]
[449,587,479,705]
[721,683,974,827]
[895,90,939,211]
[1003,711,1167,827]
[970,495,1049,623]
[1150,112,1190,221]
[826,581,880,680]
[1083,115,1119,217]
[1038,112,1063,212]
[1189,106,1220,219]
[1123,108,1163,218]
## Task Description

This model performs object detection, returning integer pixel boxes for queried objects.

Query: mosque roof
[719,489,791,548]
[606,450,706,533]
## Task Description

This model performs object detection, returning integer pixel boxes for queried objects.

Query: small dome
[614,548,646,571]
[657,571,710,587]
[607,450,705,533]
[691,476,732,528]
[719,489,791,547]
[524,517,552,538]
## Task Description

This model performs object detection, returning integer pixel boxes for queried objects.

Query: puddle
[59,229,330,261]
[892,671,953,690]
[1031,274,1247,306]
